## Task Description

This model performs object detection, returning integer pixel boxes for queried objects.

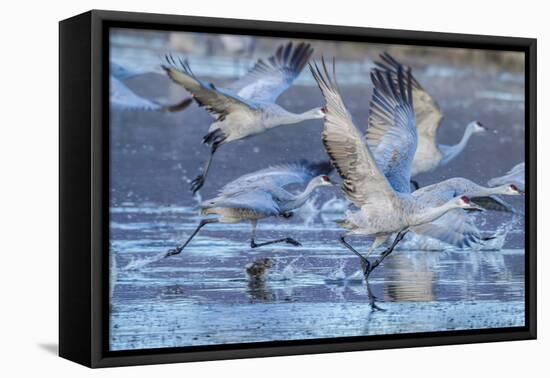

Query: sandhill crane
[366,57,521,248]
[488,162,525,192]
[374,53,490,189]
[110,61,193,112]
[164,161,333,257]
[162,42,325,194]
[411,178,523,247]
[310,59,483,309]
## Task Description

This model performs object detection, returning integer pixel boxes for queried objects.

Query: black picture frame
[59,9,537,368]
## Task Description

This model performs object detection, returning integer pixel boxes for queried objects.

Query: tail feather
[202,128,227,146]
[162,97,193,112]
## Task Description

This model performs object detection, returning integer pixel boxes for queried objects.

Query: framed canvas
[59,10,537,368]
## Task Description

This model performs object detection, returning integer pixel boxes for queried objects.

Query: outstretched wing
[310,58,396,208]
[366,64,417,193]
[471,195,518,214]
[110,61,155,80]
[162,55,256,121]
[374,53,443,142]
[220,160,333,194]
[228,42,314,102]
[411,209,483,248]
[110,77,162,111]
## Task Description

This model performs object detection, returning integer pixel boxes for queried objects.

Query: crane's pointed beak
[465,204,485,213]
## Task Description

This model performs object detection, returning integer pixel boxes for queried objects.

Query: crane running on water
[164,161,333,257]
[374,53,491,190]
[366,58,523,249]
[310,59,484,309]
[162,42,325,194]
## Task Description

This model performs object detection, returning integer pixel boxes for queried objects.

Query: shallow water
[109,205,525,351]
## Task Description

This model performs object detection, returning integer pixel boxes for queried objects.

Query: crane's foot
[284,237,302,247]
[369,301,387,312]
[281,212,294,219]
[365,278,385,311]
[250,237,302,248]
[190,174,205,193]
[165,248,180,258]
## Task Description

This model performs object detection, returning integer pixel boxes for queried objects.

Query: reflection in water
[246,258,275,302]
[382,253,437,302]
[246,279,275,302]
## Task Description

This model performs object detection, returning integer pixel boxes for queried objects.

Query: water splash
[320,196,349,214]
[269,257,303,281]
[294,198,319,226]
[395,215,521,252]
[326,259,347,282]
[325,259,365,285]
[123,251,168,270]
[294,195,349,226]
[480,216,521,251]
[346,270,365,282]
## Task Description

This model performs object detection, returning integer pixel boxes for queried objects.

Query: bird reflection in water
[382,253,438,302]
[245,258,275,302]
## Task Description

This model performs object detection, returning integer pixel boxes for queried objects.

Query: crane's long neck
[473,184,515,197]
[456,180,511,198]
[274,108,322,126]
[467,185,503,197]
[441,126,475,165]
[283,180,321,211]
[409,200,459,226]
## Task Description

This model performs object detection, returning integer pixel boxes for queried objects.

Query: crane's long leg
[250,220,302,248]
[165,218,219,258]
[365,278,385,312]
[340,236,384,311]
[190,145,218,194]
[365,230,409,279]
[339,236,371,273]
[341,232,409,311]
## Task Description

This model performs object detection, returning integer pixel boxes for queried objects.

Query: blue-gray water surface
[109,204,525,351]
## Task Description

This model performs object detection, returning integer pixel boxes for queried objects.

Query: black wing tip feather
[309,56,340,97]
[375,52,422,89]
[161,53,196,81]
[272,41,314,74]
[371,63,413,110]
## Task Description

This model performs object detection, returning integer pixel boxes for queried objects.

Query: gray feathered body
[200,161,333,223]
[341,193,454,237]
